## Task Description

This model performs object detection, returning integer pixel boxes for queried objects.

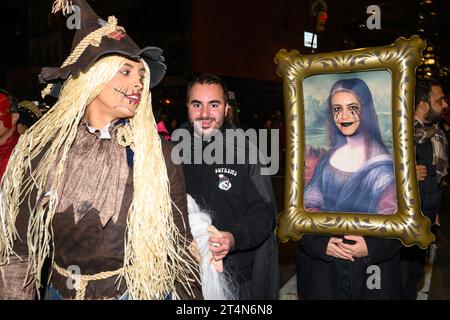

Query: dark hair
[186,73,229,104]
[414,79,442,110]
[327,78,388,157]
[16,101,42,129]
[17,110,37,128]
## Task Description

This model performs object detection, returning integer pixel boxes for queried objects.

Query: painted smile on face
[331,91,361,136]
[113,86,141,112]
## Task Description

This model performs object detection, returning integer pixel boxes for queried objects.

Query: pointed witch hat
[40,0,166,98]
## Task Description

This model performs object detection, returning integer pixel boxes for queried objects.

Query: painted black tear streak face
[333,104,361,126]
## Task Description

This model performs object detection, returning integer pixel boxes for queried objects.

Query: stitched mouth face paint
[112,86,141,114]
[331,92,361,136]
[113,86,141,106]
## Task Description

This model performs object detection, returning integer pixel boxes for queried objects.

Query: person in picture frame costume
[0,0,201,300]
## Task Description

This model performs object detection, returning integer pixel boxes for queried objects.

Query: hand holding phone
[332,235,356,245]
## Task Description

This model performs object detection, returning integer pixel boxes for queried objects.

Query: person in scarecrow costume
[0,0,201,300]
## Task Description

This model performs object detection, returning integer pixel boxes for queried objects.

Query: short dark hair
[186,73,229,104]
[415,79,442,110]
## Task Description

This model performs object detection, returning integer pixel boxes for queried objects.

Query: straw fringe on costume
[52,0,74,16]
[0,56,198,300]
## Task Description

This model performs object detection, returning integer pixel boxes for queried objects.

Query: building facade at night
[0,0,448,124]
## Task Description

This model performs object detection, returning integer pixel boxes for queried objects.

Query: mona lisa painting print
[275,36,434,248]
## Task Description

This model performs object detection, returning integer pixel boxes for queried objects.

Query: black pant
[400,246,427,299]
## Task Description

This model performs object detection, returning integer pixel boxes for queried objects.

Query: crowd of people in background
[0,1,448,301]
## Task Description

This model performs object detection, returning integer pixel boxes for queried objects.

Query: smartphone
[342,238,356,245]
[333,235,356,245]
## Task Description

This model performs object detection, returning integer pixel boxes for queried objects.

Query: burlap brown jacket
[5,134,202,300]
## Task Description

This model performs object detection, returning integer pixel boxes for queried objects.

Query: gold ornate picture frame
[275,36,434,248]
